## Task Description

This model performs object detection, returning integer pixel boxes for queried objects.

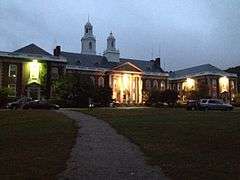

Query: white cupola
[81,20,96,55]
[103,32,120,62]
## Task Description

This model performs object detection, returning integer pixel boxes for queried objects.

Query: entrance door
[27,85,40,100]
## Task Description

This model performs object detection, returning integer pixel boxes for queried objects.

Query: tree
[147,89,178,107]
[54,74,95,107]
[162,89,179,107]
[54,74,113,107]
[94,86,113,107]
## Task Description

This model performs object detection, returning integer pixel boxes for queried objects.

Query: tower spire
[81,19,96,55]
[103,32,120,62]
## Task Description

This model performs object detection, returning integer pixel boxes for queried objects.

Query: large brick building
[0,44,66,100]
[169,64,238,102]
[0,21,238,104]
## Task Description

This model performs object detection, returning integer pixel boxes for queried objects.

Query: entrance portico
[108,62,143,104]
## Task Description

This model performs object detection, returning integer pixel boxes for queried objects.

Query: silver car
[199,99,233,111]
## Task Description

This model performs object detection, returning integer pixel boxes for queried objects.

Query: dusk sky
[0,0,239,71]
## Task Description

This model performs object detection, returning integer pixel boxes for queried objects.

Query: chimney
[53,46,61,56]
[154,58,161,68]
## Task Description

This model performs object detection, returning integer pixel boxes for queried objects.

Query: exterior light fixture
[219,76,229,93]
[29,59,40,84]
[183,78,195,91]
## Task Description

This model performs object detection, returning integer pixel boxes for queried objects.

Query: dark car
[199,99,233,111]
[186,100,199,110]
[7,97,32,110]
[22,100,60,110]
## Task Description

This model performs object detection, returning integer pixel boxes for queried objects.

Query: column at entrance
[110,73,142,104]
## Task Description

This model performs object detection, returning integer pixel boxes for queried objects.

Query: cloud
[0,0,239,70]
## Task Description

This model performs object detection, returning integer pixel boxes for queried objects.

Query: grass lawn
[79,107,240,180]
[0,110,78,179]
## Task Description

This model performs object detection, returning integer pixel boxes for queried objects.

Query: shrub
[233,93,240,107]
[147,89,178,107]
[94,86,113,107]
[53,74,113,108]
[54,74,95,107]
[0,88,9,108]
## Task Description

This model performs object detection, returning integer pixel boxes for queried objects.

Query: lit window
[177,83,181,91]
[8,64,17,78]
[98,77,104,87]
[230,80,235,91]
[8,84,16,97]
[182,78,195,91]
[161,81,165,91]
[219,76,229,93]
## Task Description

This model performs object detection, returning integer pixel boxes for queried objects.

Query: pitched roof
[0,44,66,63]
[61,51,165,73]
[120,58,164,73]
[13,43,52,56]
[170,64,237,80]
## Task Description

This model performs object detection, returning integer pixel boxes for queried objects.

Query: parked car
[186,100,199,110]
[22,100,60,110]
[7,97,32,109]
[199,99,233,111]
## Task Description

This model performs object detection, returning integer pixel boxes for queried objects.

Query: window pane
[9,64,17,77]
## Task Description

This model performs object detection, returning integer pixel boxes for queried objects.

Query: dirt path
[58,110,166,180]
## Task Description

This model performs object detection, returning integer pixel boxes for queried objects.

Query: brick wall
[0,62,2,88]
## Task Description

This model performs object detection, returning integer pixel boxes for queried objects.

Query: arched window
[161,81,166,91]
[98,77,104,87]
[177,83,181,91]
[145,80,151,90]
[111,41,114,48]
[230,80,235,91]
[153,80,158,88]
[90,76,95,86]
[89,42,92,49]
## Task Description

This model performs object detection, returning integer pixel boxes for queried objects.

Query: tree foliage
[147,89,179,107]
[54,74,112,107]
[94,86,113,107]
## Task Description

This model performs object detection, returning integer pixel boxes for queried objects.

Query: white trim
[112,62,143,72]
[169,71,237,80]
[67,65,169,77]
[0,52,67,63]
[144,72,169,77]
[66,65,108,72]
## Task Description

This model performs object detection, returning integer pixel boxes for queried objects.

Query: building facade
[169,64,238,102]
[0,21,238,104]
[0,44,66,100]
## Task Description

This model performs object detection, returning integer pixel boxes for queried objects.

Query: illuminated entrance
[26,59,42,100]
[110,73,142,104]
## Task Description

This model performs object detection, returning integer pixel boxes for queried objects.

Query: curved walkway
[58,110,166,180]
